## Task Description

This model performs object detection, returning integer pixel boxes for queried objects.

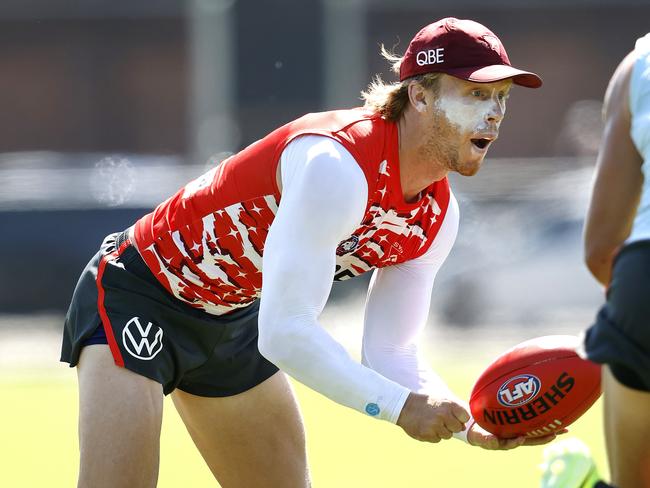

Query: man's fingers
[522,434,557,446]
[499,437,525,450]
[437,428,453,440]
[469,427,558,450]
[451,404,470,423]
[485,436,499,450]
[444,416,465,433]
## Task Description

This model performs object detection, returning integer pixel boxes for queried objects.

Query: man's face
[419,74,512,176]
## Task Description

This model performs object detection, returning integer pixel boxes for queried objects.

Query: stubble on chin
[455,160,482,177]
[419,108,461,174]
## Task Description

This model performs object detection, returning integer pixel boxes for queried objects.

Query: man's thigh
[603,367,650,488]
[172,371,309,488]
[77,345,164,488]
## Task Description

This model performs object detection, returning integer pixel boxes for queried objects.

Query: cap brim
[445,64,543,88]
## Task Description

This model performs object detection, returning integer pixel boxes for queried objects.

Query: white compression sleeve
[362,193,459,394]
[362,194,474,441]
[258,135,411,423]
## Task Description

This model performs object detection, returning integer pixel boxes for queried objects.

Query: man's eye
[498,92,510,101]
[472,90,483,97]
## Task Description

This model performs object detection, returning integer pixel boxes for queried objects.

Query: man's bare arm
[584,51,644,286]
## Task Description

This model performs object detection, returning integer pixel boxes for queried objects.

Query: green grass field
[1,355,608,487]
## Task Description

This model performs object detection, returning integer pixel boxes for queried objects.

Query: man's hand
[396,392,469,443]
[467,421,567,450]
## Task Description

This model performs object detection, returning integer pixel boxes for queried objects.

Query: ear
[407,82,428,113]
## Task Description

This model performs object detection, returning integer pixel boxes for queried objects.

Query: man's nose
[486,102,505,124]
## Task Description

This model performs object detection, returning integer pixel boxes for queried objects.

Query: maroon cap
[399,18,542,88]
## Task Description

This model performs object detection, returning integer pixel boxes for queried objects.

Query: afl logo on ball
[122,317,163,360]
[336,235,359,256]
[497,374,541,407]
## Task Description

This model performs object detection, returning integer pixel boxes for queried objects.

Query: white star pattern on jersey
[335,193,443,277]
[146,195,279,315]
[333,157,444,280]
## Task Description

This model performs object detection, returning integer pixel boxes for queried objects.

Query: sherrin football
[469,335,601,438]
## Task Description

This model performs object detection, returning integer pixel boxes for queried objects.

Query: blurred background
[2,0,649,341]
[3,1,649,486]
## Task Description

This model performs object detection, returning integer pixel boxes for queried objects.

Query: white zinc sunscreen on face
[434,92,496,134]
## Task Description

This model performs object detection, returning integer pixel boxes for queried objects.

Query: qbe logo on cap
[497,374,541,407]
[416,47,445,66]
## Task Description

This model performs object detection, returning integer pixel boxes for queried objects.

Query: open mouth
[471,138,491,150]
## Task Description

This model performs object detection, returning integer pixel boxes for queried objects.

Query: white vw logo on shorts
[122,317,163,360]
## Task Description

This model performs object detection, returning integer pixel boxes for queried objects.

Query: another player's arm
[584,50,644,286]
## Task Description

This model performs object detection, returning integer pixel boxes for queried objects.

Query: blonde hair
[361,45,441,122]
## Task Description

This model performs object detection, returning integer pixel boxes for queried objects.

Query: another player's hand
[396,392,469,443]
[467,421,567,450]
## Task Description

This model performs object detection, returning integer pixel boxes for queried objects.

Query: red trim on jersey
[117,237,131,255]
[96,251,125,368]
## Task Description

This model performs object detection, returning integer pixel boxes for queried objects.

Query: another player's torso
[628,33,650,243]
[134,109,450,315]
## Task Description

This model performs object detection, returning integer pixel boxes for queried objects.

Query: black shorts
[584,240,650,392]
[60,230,278,396]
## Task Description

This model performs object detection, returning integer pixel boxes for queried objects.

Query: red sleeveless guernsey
[133,108,450,315]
